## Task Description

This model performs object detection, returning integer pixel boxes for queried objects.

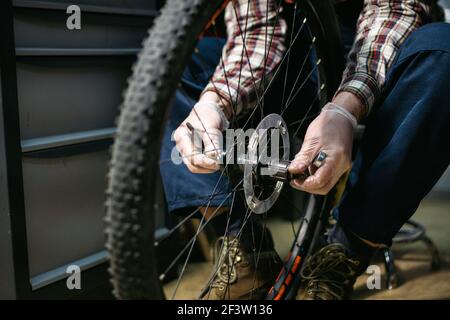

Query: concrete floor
[164,196,450,300]
[353,197,450,300]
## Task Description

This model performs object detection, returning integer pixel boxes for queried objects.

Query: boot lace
[211,237,243,291]
[300,243,360,300]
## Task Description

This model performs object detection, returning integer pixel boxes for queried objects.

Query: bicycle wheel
[105,0,343,300]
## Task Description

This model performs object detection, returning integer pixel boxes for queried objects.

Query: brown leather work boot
[199,231,282,300]
[297,243,364,300]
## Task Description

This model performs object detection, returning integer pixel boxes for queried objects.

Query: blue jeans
[335,23,450,246]
[159,37,233,215]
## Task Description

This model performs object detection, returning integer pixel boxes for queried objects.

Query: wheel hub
[243,114,290,214]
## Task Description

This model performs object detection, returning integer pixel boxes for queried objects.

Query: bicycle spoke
[233,17,313,132]
[154,188,245,246]
[168,180,243,298]
[161,0,327,300]
[281,58,322,117]
[250,210,268,298]
[203,191,237,300]
[281,2,300,108]
[230,0,265,118]
[203,199,255,299]
[281,39,316,112]
[291,84,324,138]
[278,191,306,220]
[163,160,246,288]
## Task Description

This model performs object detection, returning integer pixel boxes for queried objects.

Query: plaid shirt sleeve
[336,0,432,116]
[201,0,287,116]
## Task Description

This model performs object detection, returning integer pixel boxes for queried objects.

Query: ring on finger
[312,151,327,168]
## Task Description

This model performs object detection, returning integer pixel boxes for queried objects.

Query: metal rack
[383,220,441,290]
[0,0,164,299]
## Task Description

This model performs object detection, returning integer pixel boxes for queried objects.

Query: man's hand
[173,100,227,174]
[288,92,363,195]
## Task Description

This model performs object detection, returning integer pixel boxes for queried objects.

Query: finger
[302,163,334,190]
[191,153,219,172]
[289,163,333,194]
[290,176,332,195]
[176,128,212,172]
[288,137,321,174]
[290,178,306,191]
[175,127,197,158]
[179,146,216,173]
[184,161,216,173]
[288,158,308,175]
[177,125,221,172]
[184,135,220,172]
[202,129,222,160]
[200,128,222,171]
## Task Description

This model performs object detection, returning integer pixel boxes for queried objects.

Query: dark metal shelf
[15,47,140,56]
[21,127,116,153]
[1,0,164,300]
[13,0,159,17]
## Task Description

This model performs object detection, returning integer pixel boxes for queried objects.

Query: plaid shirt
[202,0,433,118]
[202,0,287,116]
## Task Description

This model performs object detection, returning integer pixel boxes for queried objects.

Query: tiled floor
[164,197,450,300]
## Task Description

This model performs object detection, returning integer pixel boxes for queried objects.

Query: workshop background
[1,0,449,299]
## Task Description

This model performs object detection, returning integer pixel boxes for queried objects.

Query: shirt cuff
[202,79,249,117]
[335,72,381,117]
